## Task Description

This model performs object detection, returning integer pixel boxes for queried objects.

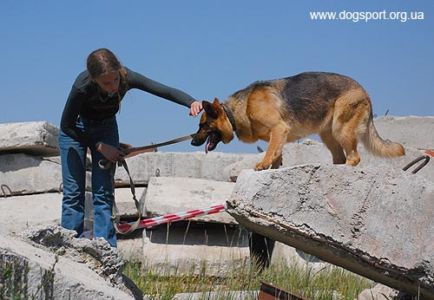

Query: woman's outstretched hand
[189,101,203,116]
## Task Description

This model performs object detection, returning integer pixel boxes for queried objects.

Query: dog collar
[222,103,237,132]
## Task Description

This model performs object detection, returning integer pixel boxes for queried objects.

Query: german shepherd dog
[191,72,405,170]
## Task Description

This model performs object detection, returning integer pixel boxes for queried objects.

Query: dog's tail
[362,113,405,157]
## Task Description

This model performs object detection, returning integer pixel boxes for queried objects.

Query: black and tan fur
[191,72,405,170]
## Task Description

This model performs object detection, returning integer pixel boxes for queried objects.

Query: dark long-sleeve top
[60,67,196,145]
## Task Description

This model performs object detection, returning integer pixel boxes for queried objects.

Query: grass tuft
[123,257,374,299]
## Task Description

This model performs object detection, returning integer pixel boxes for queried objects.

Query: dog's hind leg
[332,89,371,166]
[333,117,361,166]
[336,129,360,166]
[320,130,346,164]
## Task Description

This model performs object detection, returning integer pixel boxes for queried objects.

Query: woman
[59,48,202,247]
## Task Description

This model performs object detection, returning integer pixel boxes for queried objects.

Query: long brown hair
[86,48,128,96]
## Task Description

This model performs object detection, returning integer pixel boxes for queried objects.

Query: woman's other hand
[96,142,124,162]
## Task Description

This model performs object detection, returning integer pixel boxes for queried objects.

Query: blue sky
[1,1,433,153]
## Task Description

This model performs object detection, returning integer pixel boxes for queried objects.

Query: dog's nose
[190,134,203,146]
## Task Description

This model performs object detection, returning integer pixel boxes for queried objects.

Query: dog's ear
[203,100,218,119]
[212,97,220,108]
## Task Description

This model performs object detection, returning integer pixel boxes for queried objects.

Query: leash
[99,134,194,170]
[99,134,194,234]
[111,159,142,234]
[402,149,434,174]
[115,204,227,234]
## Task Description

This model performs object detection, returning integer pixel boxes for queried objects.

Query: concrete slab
[143,176,236,224]
[227,164,434,298]
[140,222,250,276]
[114,187,146,218]
[0,193,62,234]
[0,121,59,156]
[0,154,92,196]
[271,242,331,273]
[114,151,257,185]
[0,192,93,236]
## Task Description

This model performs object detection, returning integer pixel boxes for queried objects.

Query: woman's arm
[127,68,196,108]
[60,86,92,145]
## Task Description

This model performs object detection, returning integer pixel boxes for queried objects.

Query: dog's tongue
[205,140,210,153]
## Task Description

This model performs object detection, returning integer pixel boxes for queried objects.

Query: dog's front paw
[255,160,271,171]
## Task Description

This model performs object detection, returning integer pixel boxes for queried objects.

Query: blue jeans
[59,116,119,247]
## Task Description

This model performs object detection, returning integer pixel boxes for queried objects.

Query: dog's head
[191,98,235,153]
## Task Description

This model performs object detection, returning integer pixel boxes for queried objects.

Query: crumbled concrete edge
[20,225,143,298]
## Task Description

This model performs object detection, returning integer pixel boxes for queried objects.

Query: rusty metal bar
[403,155,430,174]
[258,281,308,300]
[0,184,13,197]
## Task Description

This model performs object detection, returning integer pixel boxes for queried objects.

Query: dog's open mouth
[205,131,222,153]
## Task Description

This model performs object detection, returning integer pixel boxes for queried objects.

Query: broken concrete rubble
[227,164,434,298]
[2,117,434,298]
[0,226,143,299]
[22,226,124,283]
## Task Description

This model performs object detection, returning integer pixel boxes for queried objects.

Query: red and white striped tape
[116,203,227,234]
